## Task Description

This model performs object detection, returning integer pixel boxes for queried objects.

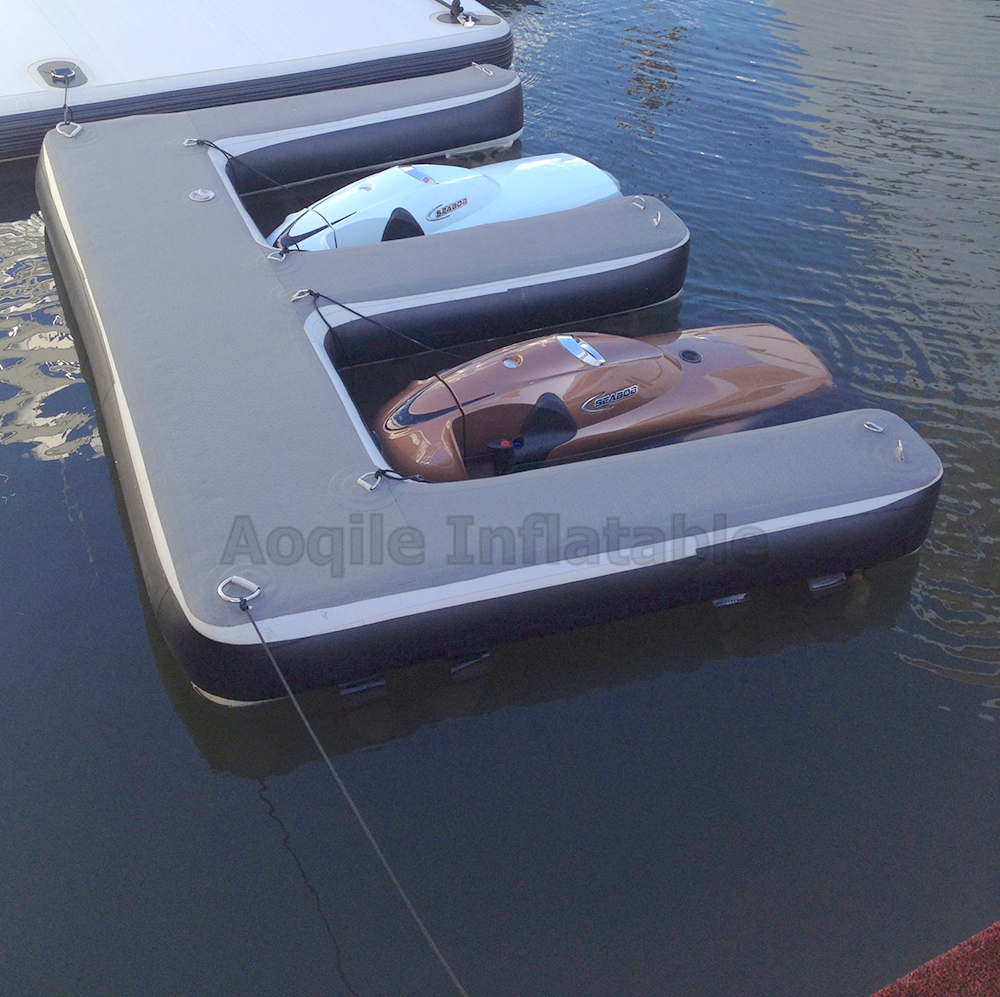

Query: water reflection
[481,0,543,14]
[618,24,686,135]
[255,779,364,997]
[0,216,101,460]
[762,0,1000,687]
[902,656,1000,689]
[159,556,920,779]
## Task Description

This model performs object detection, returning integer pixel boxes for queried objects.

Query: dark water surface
[2,0,998,994]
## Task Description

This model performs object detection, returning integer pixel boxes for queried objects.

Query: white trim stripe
[42,153,191,611]
[215,78,522,157]
[206,476,940,646]
[321,249,678,325]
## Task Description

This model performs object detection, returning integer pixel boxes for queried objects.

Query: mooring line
[237,597,472,997]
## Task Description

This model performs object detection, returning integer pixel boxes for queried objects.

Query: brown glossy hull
[375,323,834,482]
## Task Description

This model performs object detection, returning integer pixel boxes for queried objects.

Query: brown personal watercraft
[373,323,835,482]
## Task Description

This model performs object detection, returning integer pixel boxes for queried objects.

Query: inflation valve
[441,0,475,25]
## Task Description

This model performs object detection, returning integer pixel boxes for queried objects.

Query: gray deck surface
[39,87,942,636]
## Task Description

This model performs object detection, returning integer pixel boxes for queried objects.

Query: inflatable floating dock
[37,68,940,704]
[1,0,512,161]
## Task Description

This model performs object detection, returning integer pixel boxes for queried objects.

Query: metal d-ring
[217,576,261,604]
[356,471,383,491]
[863,421,885,433]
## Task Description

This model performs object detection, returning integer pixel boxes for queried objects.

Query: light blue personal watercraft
[267,153,622,251]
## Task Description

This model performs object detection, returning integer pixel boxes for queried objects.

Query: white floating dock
[0,0,512,160]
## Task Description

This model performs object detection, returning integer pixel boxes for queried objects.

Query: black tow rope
[184,137,293,196]
[215,580,473,997]
[292,288,467,366]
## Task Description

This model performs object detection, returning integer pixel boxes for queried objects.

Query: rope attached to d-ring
[291,287,468,364]
[218,578,471,997]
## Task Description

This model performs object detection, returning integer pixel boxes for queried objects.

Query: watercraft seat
[382,208,424,241]
[492,392,577,473]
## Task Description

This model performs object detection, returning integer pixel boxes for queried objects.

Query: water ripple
[0,216,101,460]
[496,0,1000,685]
